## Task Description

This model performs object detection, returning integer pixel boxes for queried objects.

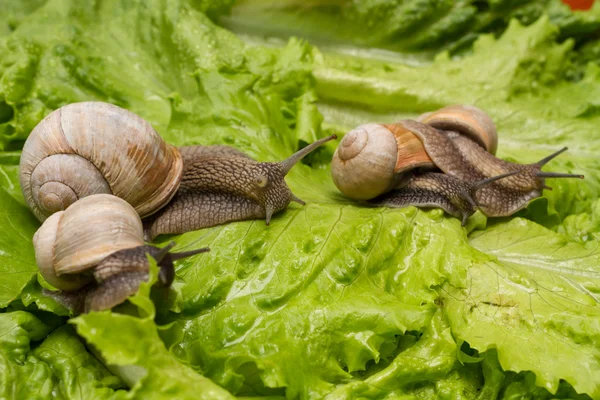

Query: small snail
[19,102,183,221]
[145,135,337,239]
[331,105,584,224]
[34,194,209,313]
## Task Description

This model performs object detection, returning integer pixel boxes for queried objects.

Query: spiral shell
[33,194,144,290]
[418,104,498,155]
[331,123,435,200]
[19,102,183,221]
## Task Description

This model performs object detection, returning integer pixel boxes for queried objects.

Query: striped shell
[19,102,183,221]
[33,194,144,290]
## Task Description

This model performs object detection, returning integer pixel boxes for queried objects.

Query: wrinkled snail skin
[178,144,251,163]
[144,160,282,240]
[44,244,209,313]
[402,119,584,216]
[331,105,584,223]
[369,172,478,225]
[145,135,337,240]
[370,170,519,225]
[33,194,209,313]
[19,102,183,221]
[86,243,209,312]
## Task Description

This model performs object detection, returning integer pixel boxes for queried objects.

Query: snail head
[251,135,337,225]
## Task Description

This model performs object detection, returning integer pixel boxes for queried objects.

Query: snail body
[86,243,207,312]
[331,105,584,224]
[146,135,337,239]
[34,194,208,313]
[19,102,183,221]
[372,171,515,225]
[178,144,251,163]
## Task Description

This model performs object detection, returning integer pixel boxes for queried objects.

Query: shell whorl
[418,104,498,155]
[331,124,435,200]
[335,126,369,162]
[19,102,183,221]
[332,124,397,200]
[33,212,92,291]
[33,194,145,290]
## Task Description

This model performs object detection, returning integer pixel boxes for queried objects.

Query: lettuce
[0,188,40,307]
[220,0,600,56]
[0,0,47,38]
[1,0,600,399]
[0,311,125,399]
[0,263,234,400]
[71,258,236,400]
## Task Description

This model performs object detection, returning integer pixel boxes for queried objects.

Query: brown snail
[331,105,584,225]
[20,101,336,239]
[19,102,183,221]
[34,194,209,313]
[145,135,337,239]
[19,101,338,311]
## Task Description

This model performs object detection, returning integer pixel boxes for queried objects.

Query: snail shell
[19,102,183,221]
[417,104,498,155]
[33,194,144,290]
[331,106,498,200]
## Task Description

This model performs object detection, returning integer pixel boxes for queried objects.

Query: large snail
[20,101,336,311]
[35,194,209,313]
[20,102,336,237]
[144,135,337,239]
[331,105,584,224]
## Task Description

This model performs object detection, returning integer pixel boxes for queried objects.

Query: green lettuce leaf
[71,257,236,399]
[0,311,125,400]
[0,156,24,205]
[445,218,600,396]
[221,0,600,57]
[558,199,600,242]
[166,207,470,397]
[0,0,47,38]
[323,311,460,399]
[1,0,600,399]
[0,188,40,307]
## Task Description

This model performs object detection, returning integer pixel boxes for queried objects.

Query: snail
[20,101,337,237]
[34,194,209,313]
[19,102,183,221]
[19,101,337,308]
[145,135,337,239]
[331,105,584,224]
